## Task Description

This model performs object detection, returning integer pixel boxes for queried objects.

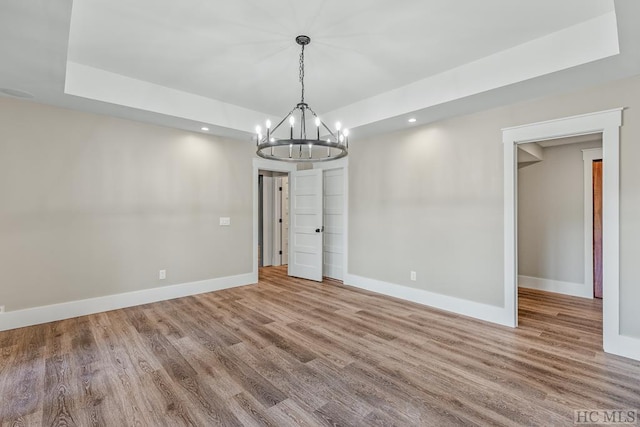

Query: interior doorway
[252,158,348,285]
[258,170,289,269]
[517,136,602,300]
[502,108,625,357]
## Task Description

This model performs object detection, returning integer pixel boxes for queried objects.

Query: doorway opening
[258,171,289,270]
[516,136,603,340]
[517,136,602,300]
[502,108,624,357]
[253,160,296,283]
[252,158,348,285]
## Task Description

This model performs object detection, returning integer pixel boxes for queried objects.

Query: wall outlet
[0,305,5,313]
[159,270,166,280]
[219,217,231,226]
[410,271,417,281]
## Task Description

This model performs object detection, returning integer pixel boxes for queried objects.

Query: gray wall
[349,113,505,306]
[518,141,602,284]
[0,98,254,311]
[349,74,640,338]
[3,74,640,339]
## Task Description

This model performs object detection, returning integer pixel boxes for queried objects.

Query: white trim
[518,275,592,299]
[65,62,267,135]
[0,273,254,332]
[501,108,622,136]
[583,147,603,300]
[503,108,640,361]
[323,12,619,131]
[343,274,513,326]
[605,334,640,361]
[252,158,296,282]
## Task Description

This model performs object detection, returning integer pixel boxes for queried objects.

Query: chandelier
[255,35,348,162]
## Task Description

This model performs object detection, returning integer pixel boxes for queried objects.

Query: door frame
[252,159,296,282]
[502,108,629,357]
[252,157,349,283]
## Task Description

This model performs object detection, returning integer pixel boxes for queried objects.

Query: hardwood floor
[1,267,639,426]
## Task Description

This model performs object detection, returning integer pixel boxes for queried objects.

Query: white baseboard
[518,275,593,299]
[605,333,640,361]
[0,273,255,332]
[343,274,513,327]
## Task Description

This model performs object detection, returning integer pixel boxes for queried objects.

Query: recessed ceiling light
[0,88,34,99]
[408,118,417,123]
[201,126,209,131]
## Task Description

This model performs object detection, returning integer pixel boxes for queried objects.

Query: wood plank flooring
[1,267,639,426]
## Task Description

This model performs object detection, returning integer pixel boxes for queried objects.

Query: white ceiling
[67,0,614,115]
[1,0,640,141]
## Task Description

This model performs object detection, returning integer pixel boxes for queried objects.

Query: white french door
[288,169,323,281]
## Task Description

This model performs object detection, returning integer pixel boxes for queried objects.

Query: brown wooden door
[593,160,603,299]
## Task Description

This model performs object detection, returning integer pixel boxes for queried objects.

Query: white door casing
[503,108,640,362]
[289,169,323,281]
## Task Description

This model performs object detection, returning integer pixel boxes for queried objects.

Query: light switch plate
[219,217,231,226]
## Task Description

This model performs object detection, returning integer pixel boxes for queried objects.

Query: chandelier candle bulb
[289,115,295,139]
[266,119,271,140]
[289,144,293,158]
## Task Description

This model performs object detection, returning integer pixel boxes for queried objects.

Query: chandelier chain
[299,44,305,103]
